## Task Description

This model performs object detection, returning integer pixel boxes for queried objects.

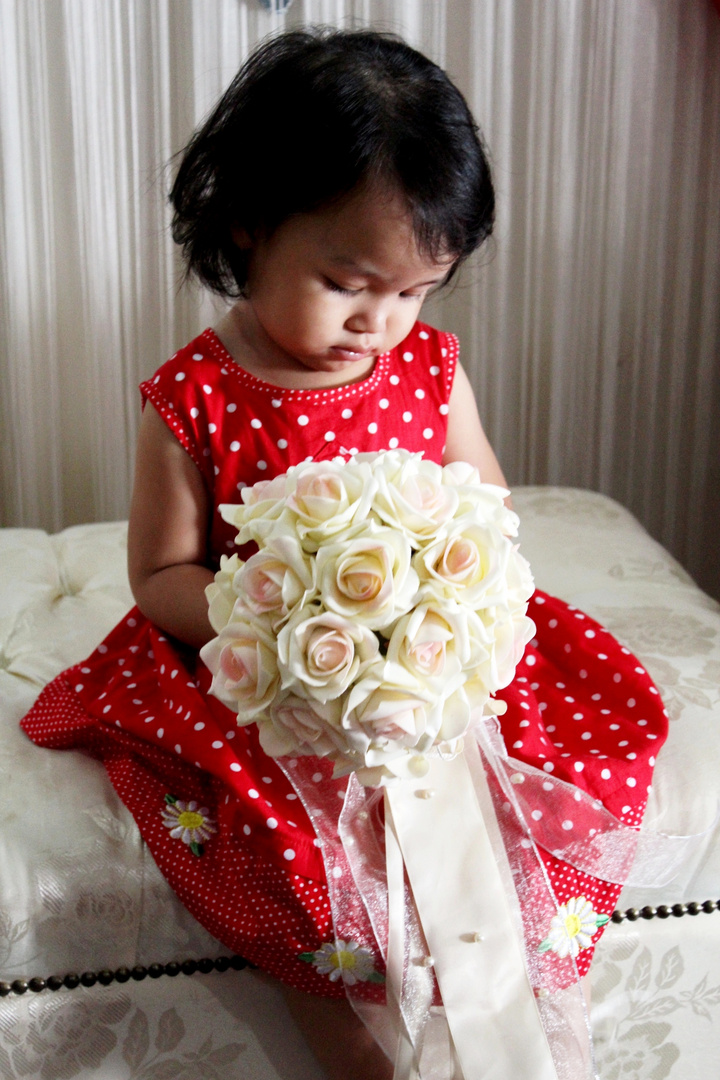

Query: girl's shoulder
[397,320,459,367]
[141,329,230,397]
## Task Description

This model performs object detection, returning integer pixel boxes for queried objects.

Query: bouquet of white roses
[201,450,535,786]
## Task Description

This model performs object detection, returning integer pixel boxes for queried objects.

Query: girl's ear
[231,225,253,249]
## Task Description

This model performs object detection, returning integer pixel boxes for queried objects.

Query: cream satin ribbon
[385,743,563,1080]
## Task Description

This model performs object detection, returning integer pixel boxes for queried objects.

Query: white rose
[371,453,458,543]
[386,600,490,683]
[277,605,379,703]
[441,463,517,532]
[200,613,279,722]
[259,693,345,759]
[414,516,523,609]
[205,553,244,634]
[237,534,315,626]
[219,474,289,544]
[315,523,419,629]
[481,607,536,689]
[283,460,378,549]
[341,661,445,764]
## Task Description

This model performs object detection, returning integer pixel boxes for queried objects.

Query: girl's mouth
[330,346,373,362]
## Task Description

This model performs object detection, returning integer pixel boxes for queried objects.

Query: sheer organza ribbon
[279,712,710,1079]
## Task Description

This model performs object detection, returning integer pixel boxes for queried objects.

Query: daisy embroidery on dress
[161,795,216,856]
[538,896,609,959]
[299,940,385,984]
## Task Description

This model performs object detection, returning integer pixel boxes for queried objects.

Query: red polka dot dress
[20,322,667,998]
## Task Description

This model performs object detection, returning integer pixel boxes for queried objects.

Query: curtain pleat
[1,0,718,598]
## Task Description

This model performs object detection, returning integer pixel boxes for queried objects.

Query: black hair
[171,28,495,296]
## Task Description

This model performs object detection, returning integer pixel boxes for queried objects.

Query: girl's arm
[128,403,215,649]
[442,362,509,490]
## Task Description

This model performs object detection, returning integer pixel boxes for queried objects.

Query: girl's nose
[345,303,385,335]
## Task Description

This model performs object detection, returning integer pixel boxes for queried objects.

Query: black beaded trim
[3,901,719,997]
[610,899,719,923]
[0,954,256,998]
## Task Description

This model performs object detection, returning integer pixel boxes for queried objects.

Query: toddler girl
[21,28,667,1080]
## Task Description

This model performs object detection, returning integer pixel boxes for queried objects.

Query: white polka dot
[202,384,212,395]
[525,654,536,667]
[298,415,309,426]
[439,404,449,415]
[543,762,554,773]
[513,740,523,749]
[251,418,262,429]
[388,437,399,448]
[271,398,282,408]
[402,411,412,422]
[230,762,241,772]
[266,817,278,829]
[277,438,288,449]
[561,820,574,831]
[332,866,343,879]
[175,372,186,382]
[585,629,596,639]
[324,431,335,442]
[156,728,164,738]
[194,722,205,731]
[531,810,543,821]
[627,698,636,708]
[598,653,608,660]
[415,389,425,399]
[283,849,296,860]
[574,761,584,772]
[75,684,84,693]
[419,330,430,340]
[601,769,611,779]
[626,777,636,787]
[257,460,267,470]
[379,398,389,409]
[430,365,440,376]
[192,353,203,361]
[342,408,353,419]
[368,422,378,434]
[581,732,592,741]
[230,440,240,451]
[312,772,323,783]
[174,744,182,754]
[248,788,259,798]
[207,423,217,435]
[212,740,223,749]
[389,374,400,385]
[421,427,433,440]
[242,824,251,835]
[403,351,414,362]
[226,403,237,412]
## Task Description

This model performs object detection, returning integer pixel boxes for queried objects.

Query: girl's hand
[128,403,215,648]
[442,362,512,503]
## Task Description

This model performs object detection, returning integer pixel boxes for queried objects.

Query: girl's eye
[324,278,359,296]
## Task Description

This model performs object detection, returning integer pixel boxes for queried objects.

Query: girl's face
[239,184,454,384]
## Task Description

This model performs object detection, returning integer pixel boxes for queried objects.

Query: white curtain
[1,0,719,600]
